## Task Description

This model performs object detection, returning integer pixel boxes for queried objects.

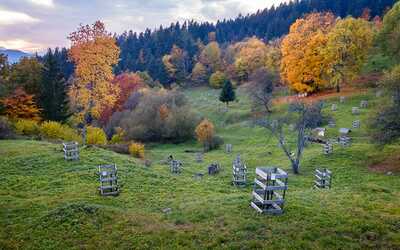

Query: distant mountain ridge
[0,47,31,64]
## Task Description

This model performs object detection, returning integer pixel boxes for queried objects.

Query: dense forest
[35,0,396,86]
[114,0,396,84]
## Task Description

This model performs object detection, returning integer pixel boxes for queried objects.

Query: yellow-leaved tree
[68,21,120,122]
[234,37,268,81]
[281,12,336,93]
[325,17,374,92]
[264,39,282,75]
[199,41,222,73]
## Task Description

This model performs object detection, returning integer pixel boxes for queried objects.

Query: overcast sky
[0,0,287,53]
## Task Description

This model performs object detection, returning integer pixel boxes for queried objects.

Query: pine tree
[40,49,70,122]
[219,79,236,106]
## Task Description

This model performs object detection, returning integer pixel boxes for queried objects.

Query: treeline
[26,0,396,86]
[1,0,400,149]
[115,0,396,84]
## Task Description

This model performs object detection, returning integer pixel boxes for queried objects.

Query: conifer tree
[40,49,70,122]
[219,79,236,106]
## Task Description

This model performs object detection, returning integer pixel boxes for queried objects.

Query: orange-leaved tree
[1,87,41,121]
[98,72,145,125]
[158,104,170,121]
[281,12,336,93]
[68,21,120,122]
[195,118,215,150]
[113,72,145,110]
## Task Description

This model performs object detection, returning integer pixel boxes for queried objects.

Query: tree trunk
[264,103,272,113]
[336,84,341,93]
[292,161,300,174]
[82,125,87,145]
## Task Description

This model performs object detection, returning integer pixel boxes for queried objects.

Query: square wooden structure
[63,142,79,161]
[251,167,288,215]
[170,160,183,174]
[323,143,333,155]
[360,100,368,108]
[232,154,247,186]
[352,107,360,115]
[195,152,203,163]
[339,136,351,147]
[314,169,332,189]
[208,163,220,175]
[98,164,119,196]
[352,120,360,128]
[225,144,232,153]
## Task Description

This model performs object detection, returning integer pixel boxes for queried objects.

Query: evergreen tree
[40,49,70,122]
[219,79,236,106]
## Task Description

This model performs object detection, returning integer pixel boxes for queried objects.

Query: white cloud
[0,8,40,26]
[0,39,45,52]
[172,0,286,23]
[28,0,54,7]
[0,0,288,52]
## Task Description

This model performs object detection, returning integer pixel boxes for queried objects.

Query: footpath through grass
[0,88,400,249]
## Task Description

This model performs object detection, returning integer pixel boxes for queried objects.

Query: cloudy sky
[0,0,287,53]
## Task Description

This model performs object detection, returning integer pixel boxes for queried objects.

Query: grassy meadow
[1,88,400,249]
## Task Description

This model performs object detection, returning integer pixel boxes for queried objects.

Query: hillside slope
[0,90,399,249]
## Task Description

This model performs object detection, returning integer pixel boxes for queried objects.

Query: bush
[62,127,82,143]
[129,142,145,159]
[111,89,199,143]
[40,121,63,139]
[0,116,15,139]
[110,127,125,144]
[209,71,227,89]
[40,121,81,142]
[195,119,215,146]
[370,65,400,145]
[14,119,40,136]
[86,126,107,145]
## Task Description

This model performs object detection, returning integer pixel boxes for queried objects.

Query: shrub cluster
[14,119,40,136]
[107,89,199,143]
[109,127,125,144]
[128,142,145,159]
[86,126,107,145]
[40,121,81,142]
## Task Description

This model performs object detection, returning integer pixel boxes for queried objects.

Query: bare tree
[245,68,277,113]
[259,101,325,174]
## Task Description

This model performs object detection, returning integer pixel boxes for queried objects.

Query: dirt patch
[273,86,368,105]
[369,153,400,174]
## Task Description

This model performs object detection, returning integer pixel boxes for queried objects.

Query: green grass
[1,88,400,249]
